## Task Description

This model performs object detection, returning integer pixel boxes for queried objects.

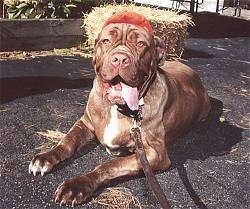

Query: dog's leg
[54,145,171,206]
[29,119,94,176]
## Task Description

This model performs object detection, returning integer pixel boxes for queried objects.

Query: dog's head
[93,12,165,110]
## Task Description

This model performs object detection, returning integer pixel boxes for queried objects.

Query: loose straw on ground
[36,130,65,150]
[92,187,143,209]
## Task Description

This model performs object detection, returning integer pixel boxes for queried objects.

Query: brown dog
[29,12,211,206]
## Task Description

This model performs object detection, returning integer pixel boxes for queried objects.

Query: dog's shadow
[167,97,243,209]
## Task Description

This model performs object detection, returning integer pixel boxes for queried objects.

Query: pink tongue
[121,83,139,111]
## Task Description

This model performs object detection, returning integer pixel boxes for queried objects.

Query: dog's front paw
[28,150,60,176]
[54,175,96,207]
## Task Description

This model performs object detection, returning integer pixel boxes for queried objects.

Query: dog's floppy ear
[154,36,166,65]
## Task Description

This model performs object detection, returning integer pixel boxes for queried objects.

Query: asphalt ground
[0,17,250,209]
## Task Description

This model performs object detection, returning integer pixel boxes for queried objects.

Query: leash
[130,106,171,209]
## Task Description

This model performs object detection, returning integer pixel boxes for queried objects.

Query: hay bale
[83,4,194,58]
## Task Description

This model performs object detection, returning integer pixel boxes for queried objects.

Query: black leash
[130,107,171,209]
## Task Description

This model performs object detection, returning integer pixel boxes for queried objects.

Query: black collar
[117,104,139,118]
[139,69,157,99]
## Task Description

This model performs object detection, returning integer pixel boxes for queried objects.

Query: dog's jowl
[29,12,211,206]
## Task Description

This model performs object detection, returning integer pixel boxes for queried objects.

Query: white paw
[28,158,52,176]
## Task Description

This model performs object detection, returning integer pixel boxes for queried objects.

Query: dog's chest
[103,106,121,148]
[101,105,134,153]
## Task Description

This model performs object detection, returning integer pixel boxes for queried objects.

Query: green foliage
[4,0,110,19]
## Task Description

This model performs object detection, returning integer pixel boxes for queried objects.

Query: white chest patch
[103,105,120,149]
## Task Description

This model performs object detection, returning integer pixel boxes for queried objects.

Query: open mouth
[103,76,139,111]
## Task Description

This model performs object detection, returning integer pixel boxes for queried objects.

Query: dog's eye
[102,39,111,44]
[136,41,146,47]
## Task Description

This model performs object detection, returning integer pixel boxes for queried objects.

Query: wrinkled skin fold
[29,23,211,206]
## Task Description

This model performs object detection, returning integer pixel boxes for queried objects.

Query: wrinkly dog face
[93,23,165,110]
